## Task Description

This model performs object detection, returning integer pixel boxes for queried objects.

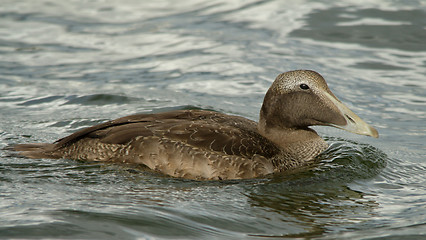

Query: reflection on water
[247,139,386,237]
[248,185,376,238]
[1,0,425,239]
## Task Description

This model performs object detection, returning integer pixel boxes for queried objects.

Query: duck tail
[7,143,59,159]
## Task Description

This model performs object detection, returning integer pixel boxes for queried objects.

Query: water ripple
[1,0,425,239]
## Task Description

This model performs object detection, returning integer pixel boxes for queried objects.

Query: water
[1,0,425,239]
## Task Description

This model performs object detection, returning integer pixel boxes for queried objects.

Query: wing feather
[53,110,280,159]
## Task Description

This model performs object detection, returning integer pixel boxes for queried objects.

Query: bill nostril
[345,114,356,124]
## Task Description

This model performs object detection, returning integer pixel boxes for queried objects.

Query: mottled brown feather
[53,110,279,159]
[13,110,282,179]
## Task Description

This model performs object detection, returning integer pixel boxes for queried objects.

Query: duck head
[259,70,378,138]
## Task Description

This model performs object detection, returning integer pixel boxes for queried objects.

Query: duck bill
[323,92,379,138]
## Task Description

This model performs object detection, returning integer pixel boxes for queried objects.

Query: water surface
[1,0,425,239]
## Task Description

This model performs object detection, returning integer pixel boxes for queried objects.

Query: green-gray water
[1,0,425,239]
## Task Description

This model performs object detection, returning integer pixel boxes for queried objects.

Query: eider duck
[13,70,378,180]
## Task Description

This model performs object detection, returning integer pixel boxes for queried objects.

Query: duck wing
[53,110,279,159]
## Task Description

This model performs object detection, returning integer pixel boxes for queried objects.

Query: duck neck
[258,113,328,162]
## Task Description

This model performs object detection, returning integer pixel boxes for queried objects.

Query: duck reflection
[246,139,386,238]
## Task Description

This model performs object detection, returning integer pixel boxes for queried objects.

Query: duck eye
[299,83,310,90]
